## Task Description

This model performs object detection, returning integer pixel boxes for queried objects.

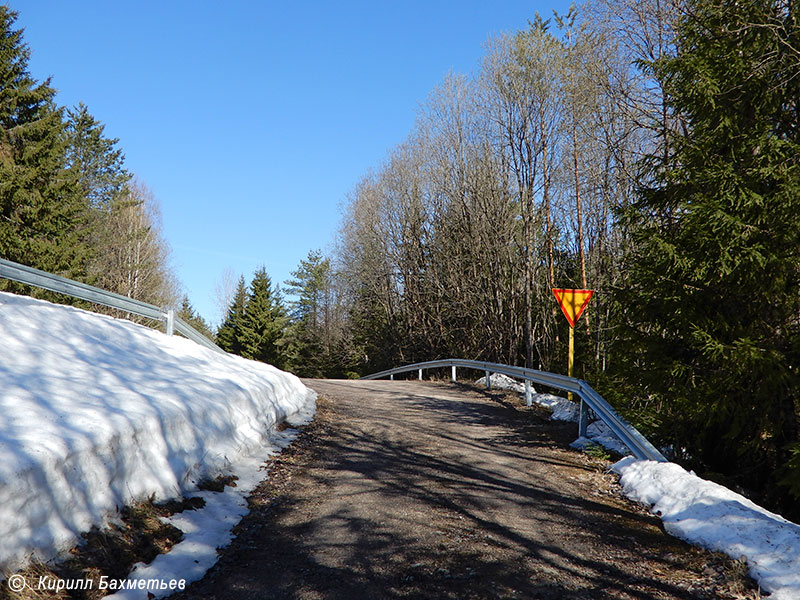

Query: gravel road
[172,379,760,600]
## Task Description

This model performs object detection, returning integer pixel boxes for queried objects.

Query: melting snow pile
[0,291,316,577]
[474,372,526,394]
[476,373,627,454]
[107,432,299,600]
[613,457,800,600]
[528,391,581,423]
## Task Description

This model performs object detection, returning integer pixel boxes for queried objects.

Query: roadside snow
[476,373,620,452]
[613,457,800,599]
[0,291,316,576]
[106,430,302,599]
[474,372,526,393]
[475,374,581,422]
[570,418,631,456]
[478,370,800,597]
[530,392,581,422]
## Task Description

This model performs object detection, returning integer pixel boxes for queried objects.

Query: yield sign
[553,289,594,327]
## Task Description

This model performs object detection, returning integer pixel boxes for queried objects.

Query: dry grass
[0,562,69,600]
[196,474,238,493]
[1,494,205,600]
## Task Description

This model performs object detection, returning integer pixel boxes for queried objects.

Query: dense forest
[2,1,799,519]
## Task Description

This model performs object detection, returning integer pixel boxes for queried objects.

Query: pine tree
[283,250,335,377]
[0,7,88,278]
[216,275,247,355]
[285,250,330,324]
[619,0,800,510]
[239,268,287,367]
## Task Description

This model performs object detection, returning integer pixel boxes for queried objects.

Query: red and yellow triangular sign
[553,288,594,328]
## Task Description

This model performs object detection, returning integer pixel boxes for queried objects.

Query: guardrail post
[451,365,456,382]
[164,309,175,336]
[525,380,532,407]
[485,370,491,390]
[578,398,589,438]
[390,373,394,380]
[418,368,422,380]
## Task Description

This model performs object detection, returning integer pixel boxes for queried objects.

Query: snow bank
[612,457,800,599]
[0,291,316,574]
[529,392,580,422]
[474,372,526,394]
[570,421,631,456]
[107,429,301,600]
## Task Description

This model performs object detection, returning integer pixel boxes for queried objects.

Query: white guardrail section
[0,257,224,354]
[361,358,667,463]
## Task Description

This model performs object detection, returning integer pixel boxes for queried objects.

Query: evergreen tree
[283,250,334,377]
[239,268,287,367]
[285,250,330,323]
[0,7,88,278]
[65,102,131,210]
[216,275,247,355]
[283,320,325,377]
[619,0,800,510]
[177,295,213,340]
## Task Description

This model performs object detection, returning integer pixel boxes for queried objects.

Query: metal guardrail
[361,359,667,463]
[0,257,224,354]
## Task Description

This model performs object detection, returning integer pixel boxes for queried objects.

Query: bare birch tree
[92,178,179,311]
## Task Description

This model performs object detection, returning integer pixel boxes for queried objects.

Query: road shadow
[172,380,745,600]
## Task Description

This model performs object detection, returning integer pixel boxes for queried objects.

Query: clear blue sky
[8,0,572,326]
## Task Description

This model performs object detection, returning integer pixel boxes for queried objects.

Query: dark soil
[169,379,763,600]
[1,496,201,600]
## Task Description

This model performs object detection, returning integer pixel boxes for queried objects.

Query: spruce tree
[239,268,287,367]
[177,295,213,340]
[620,0,800,509]
[0,7,88,278]
[348,283,398,375]
[216,275,247,355]
[65,102,131,210]
[64,103,135,289]
[283,320,325,377]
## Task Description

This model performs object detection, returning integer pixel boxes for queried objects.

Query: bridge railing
[0,257,224,354]
[361,358,667,463]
